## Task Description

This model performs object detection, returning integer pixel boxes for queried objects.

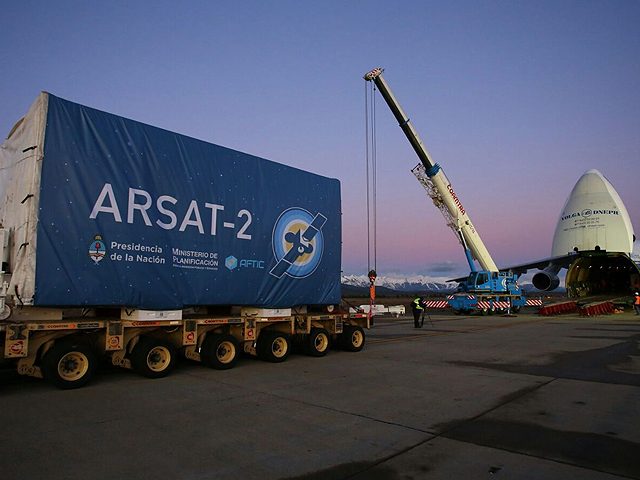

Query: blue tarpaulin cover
[31,94,341,308]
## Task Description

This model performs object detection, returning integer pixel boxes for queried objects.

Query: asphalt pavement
[1,309,640,479]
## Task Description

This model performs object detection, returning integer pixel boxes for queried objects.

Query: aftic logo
[270,208,327,279]
[225,255,238,270]
[225,255,265,271]
[89,235,107,264]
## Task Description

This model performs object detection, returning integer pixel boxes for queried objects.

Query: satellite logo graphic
[88,235,107,264]
[270,208,327,279]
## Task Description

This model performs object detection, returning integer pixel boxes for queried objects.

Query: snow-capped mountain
[341,274,543,295]
[341,274,458,293]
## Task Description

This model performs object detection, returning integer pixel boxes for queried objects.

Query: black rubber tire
[512,306,521,313]
[303,328,331,357]
[130,336,177,379]
[340,325,365,352]
[257,331,291,363]
[41,340,97,390]
[201,333,239,370]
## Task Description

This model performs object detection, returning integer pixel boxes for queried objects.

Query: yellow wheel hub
[147,346,171,372]
[271,337,288,358]
[315,333,329,352]
[216,341,236,364]
[351,330,363,348]
[57,352,89,381]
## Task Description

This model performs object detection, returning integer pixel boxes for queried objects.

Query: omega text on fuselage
[561,210,619,221]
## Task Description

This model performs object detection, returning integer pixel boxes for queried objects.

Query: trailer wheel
[130,337,176,378]
[0,304,12,320]
[481,308,489,316]
[201,333,239,370]
[257,331,290,363]
[453,309,461,316]
[512,306,521,313]
[304,328,331,357]
[340,325,365,352]
[41,341,96,389]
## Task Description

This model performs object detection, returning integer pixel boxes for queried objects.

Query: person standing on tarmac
[634,292,640,316]
[411,297,427,328]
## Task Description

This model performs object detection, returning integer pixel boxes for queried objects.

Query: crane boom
[364,68,498,272]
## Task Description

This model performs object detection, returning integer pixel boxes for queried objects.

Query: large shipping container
[0,93,341,310]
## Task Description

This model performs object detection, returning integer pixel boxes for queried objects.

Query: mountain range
[341,274,545,296]
[342,274,457,292]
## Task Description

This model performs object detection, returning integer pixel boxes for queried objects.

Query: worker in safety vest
[634,292,640,316]
[411,297,427,328]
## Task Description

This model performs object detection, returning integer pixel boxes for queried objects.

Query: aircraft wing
[503,253,576,276]
[447,253,577,282]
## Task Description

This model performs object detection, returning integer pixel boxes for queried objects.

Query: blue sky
[1,1,638,278]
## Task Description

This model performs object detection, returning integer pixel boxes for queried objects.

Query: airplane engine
[532,268,561,291]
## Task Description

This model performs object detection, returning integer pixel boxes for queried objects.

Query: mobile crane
[364,68,528,314]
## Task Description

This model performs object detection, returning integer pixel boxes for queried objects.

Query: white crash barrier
[387,305,406,317]
[349,305,406,317]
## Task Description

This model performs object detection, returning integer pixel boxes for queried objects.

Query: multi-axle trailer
[0,93,368,388]
[2,305,368,389]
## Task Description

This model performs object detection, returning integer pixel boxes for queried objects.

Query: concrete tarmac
[1,309,640,479]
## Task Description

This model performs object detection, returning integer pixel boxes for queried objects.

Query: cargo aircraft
[506,169,640,298]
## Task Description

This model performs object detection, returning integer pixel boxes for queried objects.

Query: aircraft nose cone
[552,170,634,256]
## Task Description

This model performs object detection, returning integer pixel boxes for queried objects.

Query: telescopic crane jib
[363,67,497,273]
[364,68,529,315]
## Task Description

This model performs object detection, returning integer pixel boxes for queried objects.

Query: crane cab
[464,271,521,294]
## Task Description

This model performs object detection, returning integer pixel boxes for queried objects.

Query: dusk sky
[1,1,638,281]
